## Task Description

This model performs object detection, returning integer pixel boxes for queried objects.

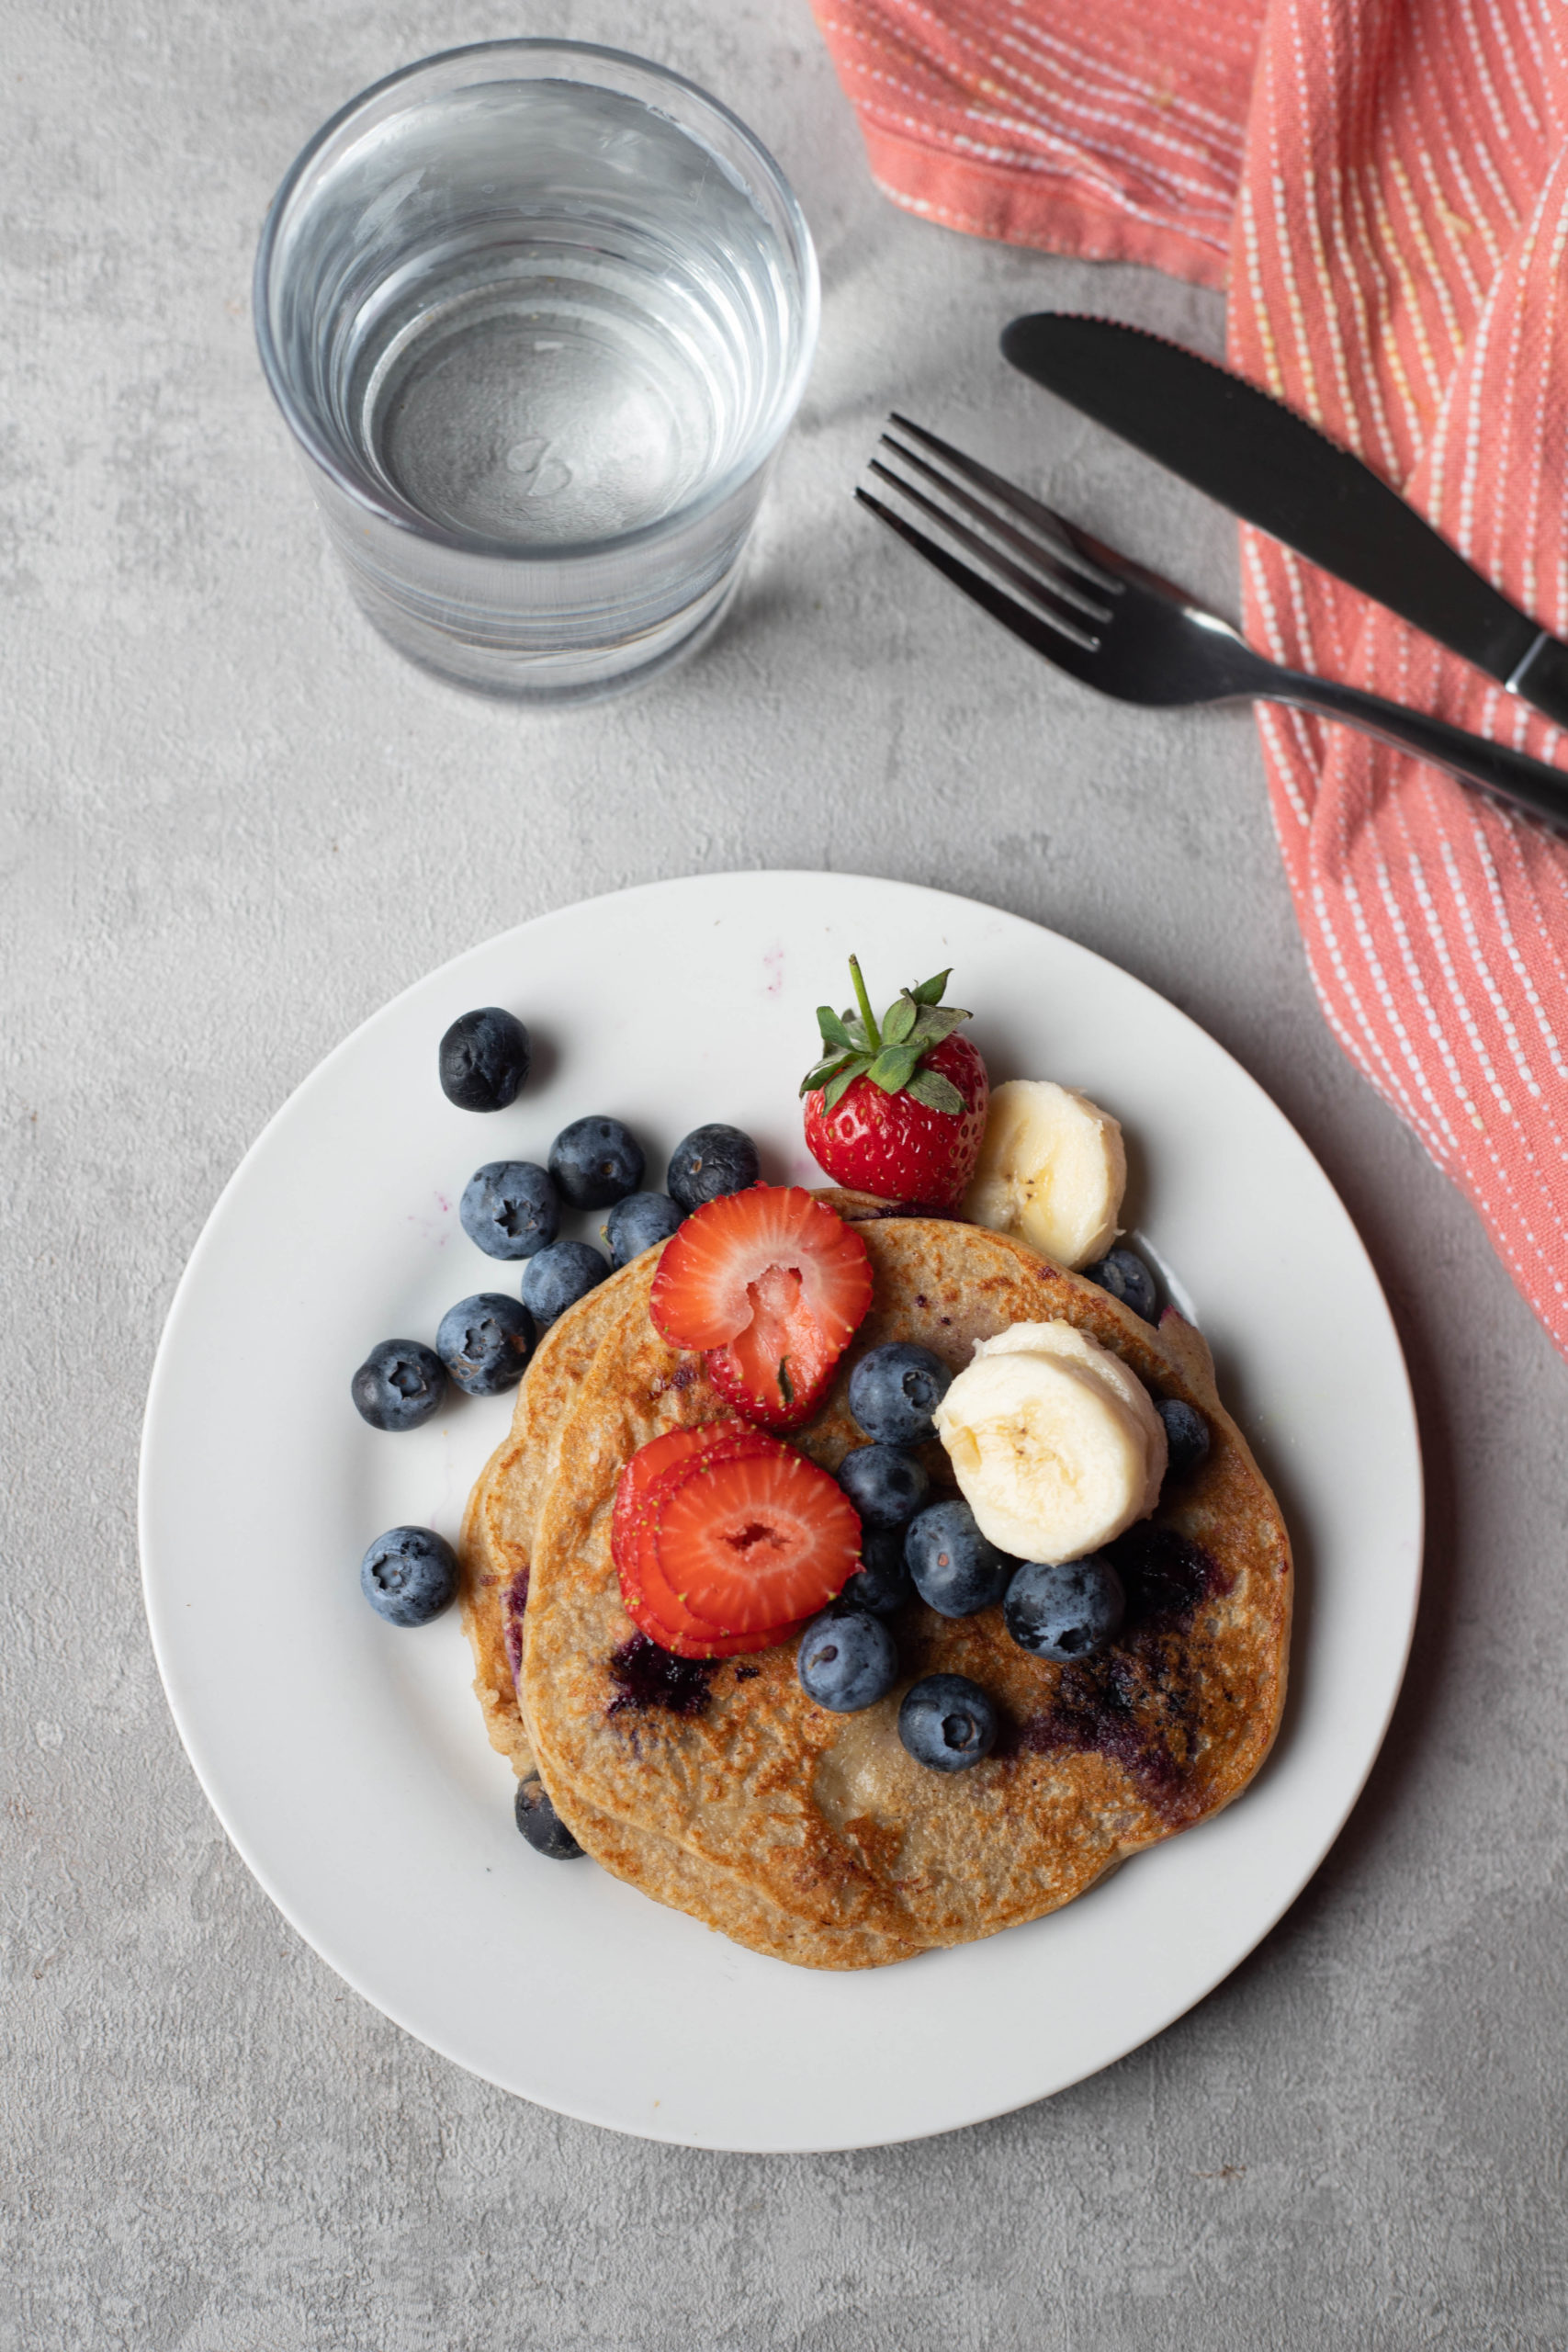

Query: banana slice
[933,1320,1166,1563]
[964,1079,1126,1270]
[975,1323,1167,1517]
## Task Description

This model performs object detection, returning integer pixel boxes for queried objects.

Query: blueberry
[548,1115,645,1210]
[796,1607,899,1713]
[514,1774,586,1860]
[521,1238,609,1327]
[838,1443,930,1529]
[839,1525,913,1618]
[351,1338,446,1431]
[359,1525,458,1626]
[1157,1397,1212,1478]
[435,1293,536,1396]
[666,1124,761,1213]
[438,1007,530,1112]
[848,1342,953,1447]
[1082,1246,1158,1323]
[1004,1555,1126,1661]
[604,1190,685,1268]
[459,1160,558,1261]
[898,1674,997,1772]
[904,1498,1011,1617]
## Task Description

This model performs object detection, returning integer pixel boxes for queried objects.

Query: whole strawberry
[800,957,988,1209]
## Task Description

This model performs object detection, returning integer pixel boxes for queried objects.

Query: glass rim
[252,37,821,566]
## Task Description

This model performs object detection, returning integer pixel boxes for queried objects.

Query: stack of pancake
[459,1195,1292,1970]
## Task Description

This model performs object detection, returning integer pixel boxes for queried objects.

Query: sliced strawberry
[653,1444,862,1634]
[622,1432,777,1643]
[619,1577,800,1661]
[613,1424,810,1657]
[650,1185,873,1351]
[610,1419,853,1654]
[649,1185,873,1431]
[611,1421,743,1570]
[703,1261,843,1429]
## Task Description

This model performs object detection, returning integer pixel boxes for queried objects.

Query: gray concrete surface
[5,2,1566,2346]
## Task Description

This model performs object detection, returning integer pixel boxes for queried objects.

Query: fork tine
[853,488,1102,684]
[886,414,1123,594]
[876,438,1115,623]
[865,459,1103,649]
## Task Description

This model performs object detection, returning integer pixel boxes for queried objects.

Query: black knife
[1000,311,1568,729]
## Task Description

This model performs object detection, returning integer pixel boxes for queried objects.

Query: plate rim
[139,868,1423,2150]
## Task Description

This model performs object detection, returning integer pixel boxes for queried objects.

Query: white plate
[140,872,1421,2152]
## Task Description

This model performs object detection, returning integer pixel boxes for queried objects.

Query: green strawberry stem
[800,955,973,1112]
[848,955,880,1050]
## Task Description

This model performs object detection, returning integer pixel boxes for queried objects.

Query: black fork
[859,416,1568,831]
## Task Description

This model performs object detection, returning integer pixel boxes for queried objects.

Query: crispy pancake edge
[458,1264,648,1777]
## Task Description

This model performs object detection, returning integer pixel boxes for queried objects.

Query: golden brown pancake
[560,1789,927,1969]
[515,1212,1292,1968]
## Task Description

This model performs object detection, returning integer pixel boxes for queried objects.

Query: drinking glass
[254,40,819,702]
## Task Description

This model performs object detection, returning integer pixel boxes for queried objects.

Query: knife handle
[1262,668,1568,832]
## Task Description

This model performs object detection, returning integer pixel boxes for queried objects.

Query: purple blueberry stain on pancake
[1013,1527,1233,1823]
[502,1568,530,1682]
[606,1633,716,1719]
[1110,1523,1233,1622]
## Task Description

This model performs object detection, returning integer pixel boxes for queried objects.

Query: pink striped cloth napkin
[814,0,1568,1354]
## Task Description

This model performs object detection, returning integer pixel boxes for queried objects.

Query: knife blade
[1000,311,1568,729]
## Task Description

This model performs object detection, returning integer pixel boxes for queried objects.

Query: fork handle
[1258,666,1568,831]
